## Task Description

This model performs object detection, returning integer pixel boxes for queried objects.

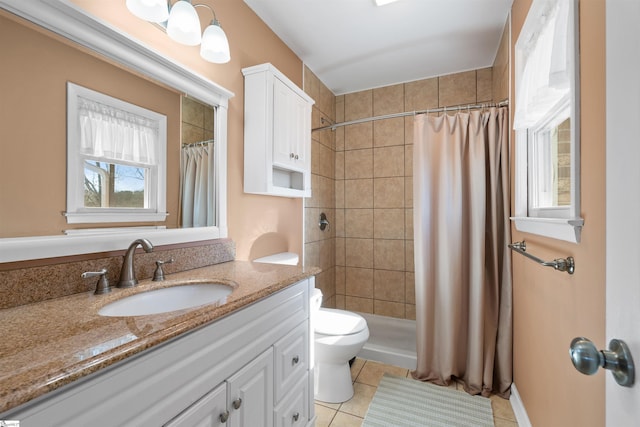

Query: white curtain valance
[78,96,158,165]
[513,0,571,130]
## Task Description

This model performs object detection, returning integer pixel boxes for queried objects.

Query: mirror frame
[0,0,233,262]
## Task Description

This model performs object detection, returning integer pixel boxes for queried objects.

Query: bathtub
[356,312,417,370]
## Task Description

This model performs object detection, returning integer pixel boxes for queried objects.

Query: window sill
[510,216,584,243]
[65,212,168,224]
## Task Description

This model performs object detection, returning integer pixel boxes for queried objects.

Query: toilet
[253,252,369,403]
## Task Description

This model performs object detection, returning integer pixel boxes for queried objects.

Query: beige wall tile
[345,148,373,179]
[335,180,345,209]
[373,84,404,116]
[373,208,405,239]
[405,303,416,320]
[345,179,374,208]
[336,126,345,152]
[374,177,404,208]
[374,146,404,177]
[374,300,406,318]
[335,294,346,310]
[336,95,345,122]
[405,271,415,304]
[335,237,345,266]
[345,123,373,150]
[374,269,405,302]
[405,240,414,272]
[335,265,346,295]
[405,77,438,111]
[403,115,414,145]
[305,207,321,243]
[345,90,372,121]
[439,70,476,107]
[345,238,373,268]
[318,140,334,179]
[404,176,413,208]
[373,239,405,271]
[345,296,373,314]
[311,139,321,175]
[476,67,493,103]
[404,144,413,176]
[345,267,374,297]
[316,267,335,302]
[335,151,345,180]
[345,209,374,238]
[405,208,414,239]
[335,208,345,237]
[373,117,404,147]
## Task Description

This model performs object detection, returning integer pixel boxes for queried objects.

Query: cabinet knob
[219,410,229,423]
[290,152,295,158]
[292,355,299,365]
[294,154,299,160]
[232,398,242,409]
[292,412,300,422]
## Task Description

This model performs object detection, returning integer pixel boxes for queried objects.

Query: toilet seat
[315,308,367,336]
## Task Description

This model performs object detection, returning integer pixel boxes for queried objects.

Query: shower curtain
[180,142,214,228]
[411,107,512,398]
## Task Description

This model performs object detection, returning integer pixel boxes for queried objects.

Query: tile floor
[314,358,519,427]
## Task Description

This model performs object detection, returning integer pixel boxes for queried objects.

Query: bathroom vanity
[0,262,318,427]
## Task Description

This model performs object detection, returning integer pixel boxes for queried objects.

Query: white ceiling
[243,0,513,95]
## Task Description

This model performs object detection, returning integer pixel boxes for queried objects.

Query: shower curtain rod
[182,139,214,148]
[312,99,509,132]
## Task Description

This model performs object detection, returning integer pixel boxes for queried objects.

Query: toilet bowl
[253,252,369,403]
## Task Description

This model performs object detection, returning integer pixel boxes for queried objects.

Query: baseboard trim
[510,383,532,427]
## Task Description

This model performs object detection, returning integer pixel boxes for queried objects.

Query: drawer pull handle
[292,412,300,422]
[232,398,242,410]
[292,355,299,365]
[219,410,229,423]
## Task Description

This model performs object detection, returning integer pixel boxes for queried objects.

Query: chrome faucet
[117,238,154,288]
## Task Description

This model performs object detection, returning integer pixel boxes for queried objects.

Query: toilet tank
[253,252,299,265]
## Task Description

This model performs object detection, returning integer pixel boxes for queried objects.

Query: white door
[606,0,640,425]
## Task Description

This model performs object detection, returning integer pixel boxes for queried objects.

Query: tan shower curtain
[411,107,512,398]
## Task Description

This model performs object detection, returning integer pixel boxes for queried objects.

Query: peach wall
[2,1,306,260]
[510,0,606,425]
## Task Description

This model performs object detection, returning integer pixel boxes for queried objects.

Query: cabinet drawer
[164,382,227,427]
[273,374,309,427]
[273,320,309,403]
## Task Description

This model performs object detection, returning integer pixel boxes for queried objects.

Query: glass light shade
[166,1,201,46]
[126,0,169,23]
[200,22,231,63]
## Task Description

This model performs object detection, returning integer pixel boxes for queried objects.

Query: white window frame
[66,82,168,224]
[511,0,584,243]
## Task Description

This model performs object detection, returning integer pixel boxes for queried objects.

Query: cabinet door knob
[290,152,295,158]
[294,154,299,160]
[219,410,229,423]
[292,355,299,365]
[292,412,300,422]
[232,398,242,409]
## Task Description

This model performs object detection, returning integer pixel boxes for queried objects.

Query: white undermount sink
[98,283,233,317]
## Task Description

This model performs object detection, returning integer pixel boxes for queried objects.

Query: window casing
[512,0,583,243]
[66,82,167,224]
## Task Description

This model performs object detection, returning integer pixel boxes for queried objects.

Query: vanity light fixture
[126,0,231,64]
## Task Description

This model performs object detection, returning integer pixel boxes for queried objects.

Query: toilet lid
[315,308,367,335]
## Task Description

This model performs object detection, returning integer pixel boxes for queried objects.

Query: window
[66,82,167,223]
[512,0,583,243]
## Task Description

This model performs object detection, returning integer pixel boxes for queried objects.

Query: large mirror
[0,0,232,262]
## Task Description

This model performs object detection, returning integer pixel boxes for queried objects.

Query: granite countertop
[0,260,319,414]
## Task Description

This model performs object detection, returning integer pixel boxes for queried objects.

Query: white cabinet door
[164,383,227,427]
[272,77,309,170]
[228,348,274,427]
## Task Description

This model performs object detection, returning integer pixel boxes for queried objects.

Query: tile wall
[306,67,496,320]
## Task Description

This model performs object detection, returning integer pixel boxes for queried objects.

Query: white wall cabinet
[243,63,314,198]
[3,279,316,427]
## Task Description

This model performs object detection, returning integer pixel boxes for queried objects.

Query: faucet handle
[153,258,174,282]
[82,268,111,295]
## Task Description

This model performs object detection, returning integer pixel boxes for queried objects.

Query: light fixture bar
[374,0,401,6]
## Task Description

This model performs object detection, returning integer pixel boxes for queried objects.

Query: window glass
[84,161,148,208]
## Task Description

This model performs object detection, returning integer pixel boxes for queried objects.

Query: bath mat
[363,374,494,427]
